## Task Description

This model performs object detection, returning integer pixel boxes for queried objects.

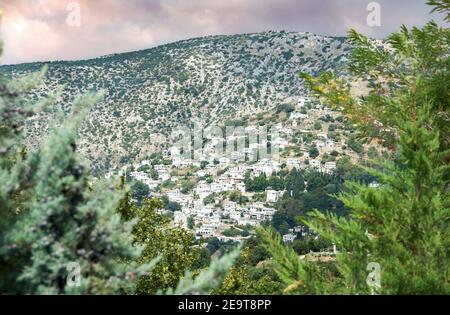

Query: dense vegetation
[1,31,353,174]
[0,1,448,295]
[257,2,449,294]
[0,48,239,294]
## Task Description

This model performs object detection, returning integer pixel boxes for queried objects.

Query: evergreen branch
[164,245,241,295]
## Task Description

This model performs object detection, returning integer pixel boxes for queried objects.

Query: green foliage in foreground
[260,104,450,294]
[117,197,201,294]
[165,245,241,295]
[0,52,238,294]
[0,72,146,293]
[259,5,449,294]
[1,1,448,295]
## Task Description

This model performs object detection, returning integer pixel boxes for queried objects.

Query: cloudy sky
[0,0,446,65]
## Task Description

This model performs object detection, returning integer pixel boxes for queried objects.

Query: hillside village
[1,30,387,245]
[1,0,447,297]
[2,31,354,174]
[3,30,384,243]
[107,96,379,242]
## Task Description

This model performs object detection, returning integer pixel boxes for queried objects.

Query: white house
[196,169,208,177]
[205,165,218,176]
[324,161,336,173]
[223,201,237,213]
[228,166,246,180]
[278,127,293,136]
[266,189,284,203]
[170,146,181,157]
[230,151,244,161]
[293,226,304,233]
[310,159,322,169]
[248,203,275,221]
[143,179,160,189]
[198,206,213,217]
[297,98,306,108]
[198,225,215,238]
[316,141,325,148]
[217,175,229,184]
[235,182,246,193]
[272,137,289,150]
[286,158,301,169]
[173,211,187,228]
[229,211,242,221]
[194,183,212,199]
[219,157,231,166]
[158,170,171,181]
[326,139,335,148]
[162,149,170,158]
[211,182,226,193]
[254,164,275,176]
[282,233,297,243]
[209,214,221,227]
[130,171,148,181]
[172,157,183,167]
[166,189,182,202]
[154,165,168,172]
[298,113,309,119]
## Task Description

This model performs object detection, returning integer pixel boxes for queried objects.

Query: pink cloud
[0,0,445,65]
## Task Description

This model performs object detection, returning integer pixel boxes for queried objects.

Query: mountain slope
[1,30,352,173]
